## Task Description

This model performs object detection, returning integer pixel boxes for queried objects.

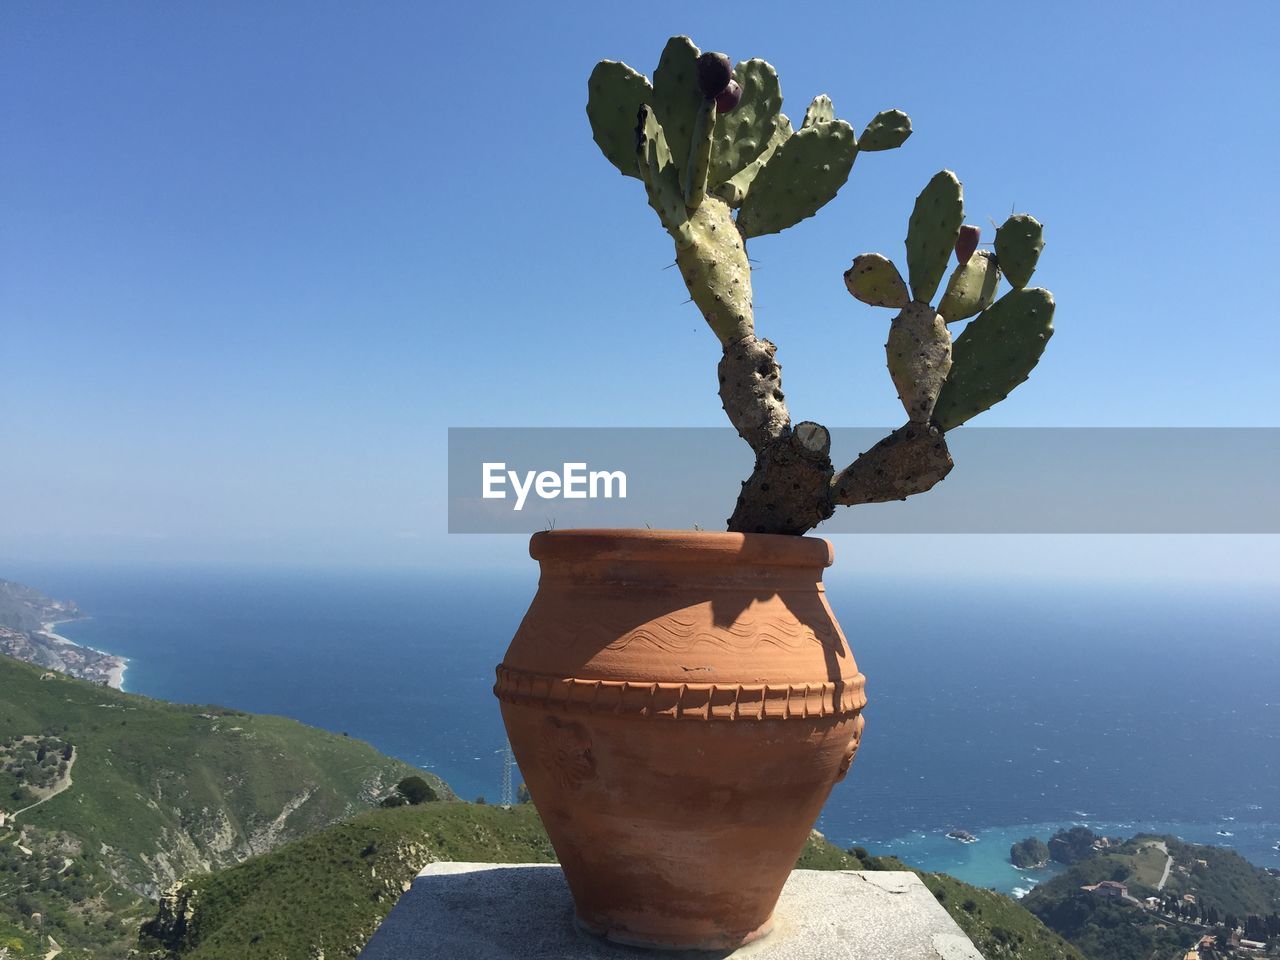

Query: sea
[11,564,1279,896]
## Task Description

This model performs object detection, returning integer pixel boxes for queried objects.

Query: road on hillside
[11,747,76,821]
[1152,840,1173,891]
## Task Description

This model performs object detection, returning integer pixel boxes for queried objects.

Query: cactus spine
[586,37,1054,534]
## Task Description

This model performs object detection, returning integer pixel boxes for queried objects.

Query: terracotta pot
[494,529,866,950]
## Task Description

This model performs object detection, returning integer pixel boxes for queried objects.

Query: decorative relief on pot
[496,665,866,720]
[835,713,866,782]
[539,715,596,788]
[516,604,842,655]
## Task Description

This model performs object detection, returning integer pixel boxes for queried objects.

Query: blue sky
[2,2,1277,578]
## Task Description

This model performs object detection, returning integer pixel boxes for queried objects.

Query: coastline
[38,617,129,691]
[845,816,1280,897]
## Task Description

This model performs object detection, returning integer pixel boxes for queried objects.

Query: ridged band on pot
[495,664,864,720]
[496,529,867,951]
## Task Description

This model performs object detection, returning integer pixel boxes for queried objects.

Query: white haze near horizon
[2,528,1277,589]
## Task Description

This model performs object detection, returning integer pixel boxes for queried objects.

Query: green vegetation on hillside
[1023,833,1280,960]
[138,807,1083,960]
[1048,826,1100,865]
[139,802,555,959]
[0,654,446,958]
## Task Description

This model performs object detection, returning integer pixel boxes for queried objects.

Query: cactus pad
[938,251,1001,323]
[708,59,783,189]
[905,170,964,303]
[636,105,692,248]
[886,301,953,423]
[676,198,754,343]
[802,94,834,129]
[684,98,717,208]
[651,36,705,193]
[933,287,1055,430]
[736,120,858,238]
[843,254,909,309]
[586,60,653,179]
[714,113,792,207]
[994,214,1044,289]
[859,109,912,151]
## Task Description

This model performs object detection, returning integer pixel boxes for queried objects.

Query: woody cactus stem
[587,37,1053,535]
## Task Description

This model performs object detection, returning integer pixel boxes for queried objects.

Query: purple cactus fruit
[714,79,743,114]
[696,52,733,98]
[955,224,981,265]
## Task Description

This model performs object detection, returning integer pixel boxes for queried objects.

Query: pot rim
[529,528,833,568]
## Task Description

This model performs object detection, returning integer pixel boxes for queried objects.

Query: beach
[37,619,128,690]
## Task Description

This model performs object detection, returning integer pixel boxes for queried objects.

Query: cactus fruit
[737,121,858,238]
[994,214,1044,289]
[697,52,733,97]
[715,79,743,113]
[886,301,953,422]
[933,287,1056,430]
[586,60,653,179]
[714,113,792,207]
[859,109,912,151]
[955,224,980,265]
[802,94,834,129]
[652,36,704,193]
[844,254,909,309]
[937,250,1000,323]
[905,170,964,304]
[708,59,782,188]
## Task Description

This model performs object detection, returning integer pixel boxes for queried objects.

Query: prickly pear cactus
[707,59,783,189]
[938,250,1000,323]
[586,61,651,179]
[859,109,912,151]
[845,172,1056,437]
[585,35,911,352]
[585,37,1054,534]
[802,94,834,129]
[994,214,1045,289]
[737,120,858,238]
[886,301,952,422]
[905,171,964,304]
[844,254,909,309]
[933,287,1055,430]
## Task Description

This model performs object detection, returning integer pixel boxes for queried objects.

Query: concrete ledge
[359,863,983,959]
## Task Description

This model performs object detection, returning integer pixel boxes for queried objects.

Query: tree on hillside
[394,776,437,806]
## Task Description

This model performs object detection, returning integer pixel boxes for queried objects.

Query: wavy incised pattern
[494,664,866,721]
[517,603,842,655]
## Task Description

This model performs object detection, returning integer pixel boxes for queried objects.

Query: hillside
[0,579,80,634]
[0,653,447,958]
[138,803,1084,960]
[0,577,123,685]
[1021,832,1280,960]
